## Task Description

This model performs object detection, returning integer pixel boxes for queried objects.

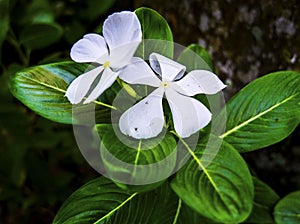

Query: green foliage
[273,191,300,224]
[3,5,300,224]
[135,7,174,59]
[177,44,214,72]
[53,177,179,224]
[171,140,254,223]
[245,177,280,223]
[219,71,300,152]
[97,124,176,191]
[10,62,113,124]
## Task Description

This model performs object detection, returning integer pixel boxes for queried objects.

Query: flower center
[161,81,169,89]
[103,61,110,68]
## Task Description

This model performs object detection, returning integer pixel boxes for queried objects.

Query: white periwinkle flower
[118,53,226,139]
[65,11,142,104]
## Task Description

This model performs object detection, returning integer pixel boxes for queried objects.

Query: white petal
[70,34,109,63]
[103,11,142,51]
[84,67,118,104]
[109,42,141,69]
[149,53,186,81]
[173,70,226,96]
[118,57,161,87]
[119,88,165,139]
[165,89,212,138]
[65,66,104,104]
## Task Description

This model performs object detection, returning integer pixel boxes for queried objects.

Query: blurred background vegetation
[0,0,299,223]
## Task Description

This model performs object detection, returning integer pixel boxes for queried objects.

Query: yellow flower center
[103,61,110,68]
[161,81,169,88]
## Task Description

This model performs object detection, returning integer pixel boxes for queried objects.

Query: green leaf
[20,23,63,50]
[96,124,177,190]
[244,177,279,224]
[53,177,180,224]
[0,0,9,52]
[177,44,214,72]
[219,71,300,152]
[171,140,254,223]
[135,7,174,59]
[10,61,113,124]
[105,182,179,224]
[274,191,300,224]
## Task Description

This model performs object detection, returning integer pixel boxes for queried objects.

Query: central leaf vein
[220,94,298,138]
[93,192,138,224]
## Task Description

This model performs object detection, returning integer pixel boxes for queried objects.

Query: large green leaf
[244,177,279,224]
[177,43,214,72]
[10,61,114,124]
[135,7,173,59]
[53,177,180,224]
[0,0,9,53]
[96,124,177,189]
[218,71,300,152]
[171,140,254,223]
[273,191,300,224]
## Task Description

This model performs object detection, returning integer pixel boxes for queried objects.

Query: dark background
[0,0,299,223]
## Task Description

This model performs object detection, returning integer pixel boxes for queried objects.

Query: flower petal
[165,88,212,138]
[119,88,165,139]
[173,70,226,96]
[118,57,161,87]
[65,66,104,104]
[84,67,118,104]
[103,11,142,51]
[149,53,186,81]
[70,34,109,63]
[109,42,141,69]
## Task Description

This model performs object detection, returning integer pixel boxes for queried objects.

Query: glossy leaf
[219,71,300,152]
[135,7,174,59]
[20,23,63,50]
[105,182,179,224]
[53,177,180,224]
[244,177,279,224]
[96,124,177,188]
[10,61,113,124]
[0,0,9,52]
[274,191,300,224]
[171,140,254,223]
[177,43,214,72]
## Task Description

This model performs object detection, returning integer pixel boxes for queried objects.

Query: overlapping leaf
[171,140,254,223]
[177,43,214,72]
[274,191,300,224]
[10,62,114,124]
[135,7,173,59]
[218,71,300,152]
[244,177,279,223]
[53,177,180,224]
[96,124,177,188]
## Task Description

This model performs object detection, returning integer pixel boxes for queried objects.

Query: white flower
[118,53,226,139]
[65,11,142,104]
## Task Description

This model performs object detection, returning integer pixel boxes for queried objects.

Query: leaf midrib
[220,94,298,138]
[19,74,116,109]
[93,192,138,224]
[22,74,66,94]
[172,131,229,212]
